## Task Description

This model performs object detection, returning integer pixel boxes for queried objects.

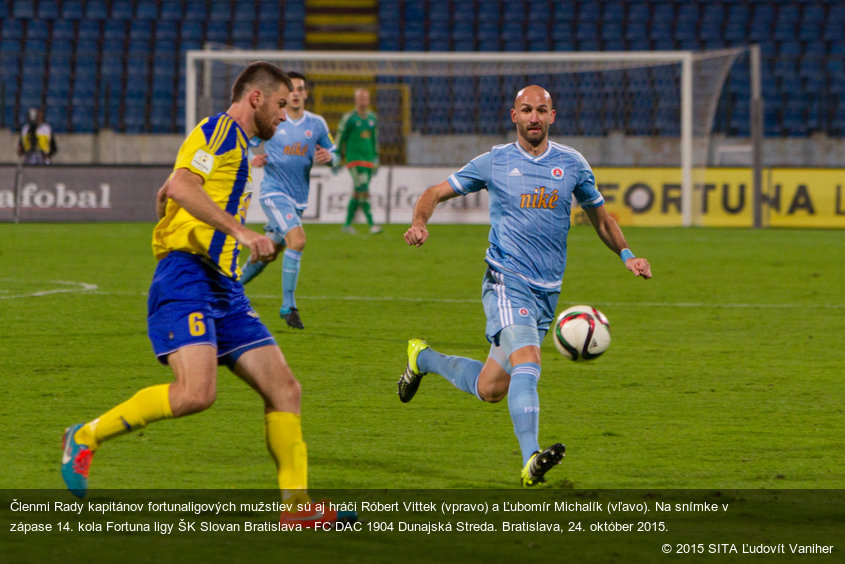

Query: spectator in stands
[334,88,381,234]
[18,107,57,165]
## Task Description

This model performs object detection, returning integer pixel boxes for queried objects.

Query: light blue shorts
[480,266,558,346]
[259,194,304,239]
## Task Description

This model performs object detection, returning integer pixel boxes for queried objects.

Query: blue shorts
[147,252,276,368]
[259,193,304,239]
[480,266,559,345]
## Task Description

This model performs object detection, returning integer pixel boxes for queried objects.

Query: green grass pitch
[0,222,842,562]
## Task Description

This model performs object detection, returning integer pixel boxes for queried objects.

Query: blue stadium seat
[772,20,796,42]
[26,20,50,41]
[110,0,134,20]
[206,21,230,44]
[39,0,60,20]
[124,104,147,133]
[652,2,674,24]
[71,99,97,132]
[155,21,179,42]
[724,21,747,42]
[12,0,35,19]
[130,21,153,42]
[135,1,158,21]
[85,0,109,20]
[150,104,174,133]
[103,20,126,42]
[51,20,75,41]
[160,2,183,21]
[76,20,100,42]
[2,19,24,40]
[185,1,209,21]
[45,104,67,132]
[61,0,83,20]
[231,21,254,45]
[258,1,280,21]
[255,25,279,49]
[181,22,204,43]
[208,0,233,22]
[798,21,821,42]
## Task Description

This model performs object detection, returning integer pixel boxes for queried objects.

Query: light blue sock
[507,362,541,464]
[282,249,301,309]
[240,259,266,285]
[417,348,483,400]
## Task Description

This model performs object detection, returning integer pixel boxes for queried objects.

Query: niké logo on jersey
[519,187,559,209]
[284,142,309,156]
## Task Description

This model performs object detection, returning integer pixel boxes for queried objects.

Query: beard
[254,104,279,140]
[518,122,547,147]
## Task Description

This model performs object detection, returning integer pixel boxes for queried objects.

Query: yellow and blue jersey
[152,113,253,279]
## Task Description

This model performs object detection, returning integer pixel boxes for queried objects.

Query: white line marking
[0,279,99,300]
[80,290,844,309]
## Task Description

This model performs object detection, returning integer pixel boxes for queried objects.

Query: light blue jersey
[259,110,334,209]
[448,141,604,291]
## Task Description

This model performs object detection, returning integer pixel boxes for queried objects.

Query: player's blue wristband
[620,249,635,263]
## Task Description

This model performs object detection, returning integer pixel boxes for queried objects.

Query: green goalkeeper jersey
[336,109,378,166]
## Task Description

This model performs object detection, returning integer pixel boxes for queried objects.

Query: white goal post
[185,49,761,227]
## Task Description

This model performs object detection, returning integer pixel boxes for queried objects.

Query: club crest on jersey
[550,167,565,179]
[519,186,559,209]
[518,307,530,317]
[304,129,313,138]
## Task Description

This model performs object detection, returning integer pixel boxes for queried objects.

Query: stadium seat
[130,21,153,42]
[185,1,209,22]
[61,0,83,20]
[26,20,50,41]
[256,25,279,49]
[103,20,126,42]
[232,21,255,45]
[206,21,230,44]
[258,1,280,21]
[110,0,134,20]
[160,2,183,21]
[85,0,109,20]
[71,101,97,132]
[135,1,158,21]
[180,21,205,43]
[38,0,60,20]
[155,21,179,42]
[12,0,35,19]
[2,19,24,40]
[45,104,67,132]
[124,104,147,133]
[209,0,233,22]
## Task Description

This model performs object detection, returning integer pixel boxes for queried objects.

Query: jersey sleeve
[173,123,219,182]
[572,158,604,209]
[447,152,491,195]
[317,117,335,153]
[335,112,350,156]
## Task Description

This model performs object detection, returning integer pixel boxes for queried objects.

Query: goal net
[186,49,748,226]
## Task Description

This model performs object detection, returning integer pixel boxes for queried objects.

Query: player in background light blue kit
[241,71,335,329]
[399,85,652,486]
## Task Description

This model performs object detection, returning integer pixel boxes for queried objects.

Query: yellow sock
[265,411,309,505]
[74,384,173,451]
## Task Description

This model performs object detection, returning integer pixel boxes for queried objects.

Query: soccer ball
[552,305,611,361]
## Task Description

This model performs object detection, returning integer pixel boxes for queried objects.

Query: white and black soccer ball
[552,305,611,361]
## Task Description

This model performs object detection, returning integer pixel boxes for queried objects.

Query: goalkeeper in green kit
[334,88,382,234]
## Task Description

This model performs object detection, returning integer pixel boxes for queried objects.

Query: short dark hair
[287,71,306,82]
[230,61,293,103]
